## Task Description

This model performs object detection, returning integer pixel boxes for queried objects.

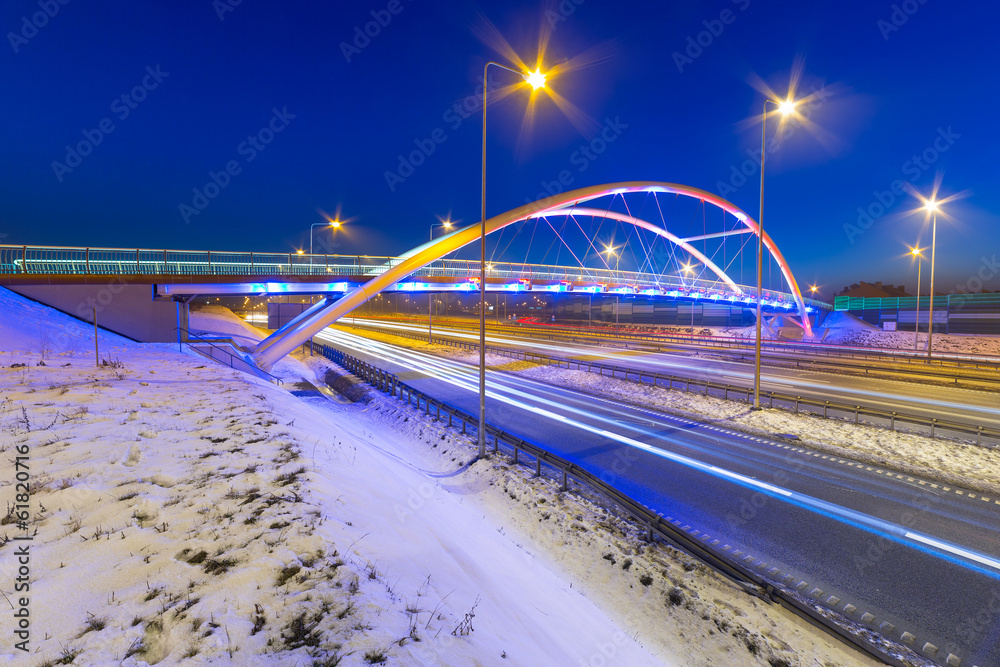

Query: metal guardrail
[176,327,283,385]
[348,323,1000,448]
[315,342,908,667]
[378,314,1000,372]
[0,243,829,310]
[470,317,1000,369]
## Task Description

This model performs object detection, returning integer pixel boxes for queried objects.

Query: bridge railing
[0,244,830,310]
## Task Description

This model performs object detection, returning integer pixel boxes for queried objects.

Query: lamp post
[478,61,547,458]
[910,246,923,351]
[604,244,620,325]
[923,199,940,358]
[682,263,698,328]
[428,219,453,343]
[753,96,799,410]
[310,219,341,256]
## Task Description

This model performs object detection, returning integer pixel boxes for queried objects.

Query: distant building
[835,281,909,298]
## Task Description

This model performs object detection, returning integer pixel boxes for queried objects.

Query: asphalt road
[316,327,1000,667]
[345,318,1000,431]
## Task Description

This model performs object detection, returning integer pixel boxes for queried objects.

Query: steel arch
[252,181,812,368]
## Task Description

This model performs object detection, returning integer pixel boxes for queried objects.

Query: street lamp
[310,218,341,256]
[428,218,453,343]
[682,263,697,328]
[910,246,923,351]
[922,198,940,358]
[478,60,549,457]
[754,95,799,410]
[604,244,620,325]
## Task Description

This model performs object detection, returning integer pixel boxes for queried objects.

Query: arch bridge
[248,182,817,369]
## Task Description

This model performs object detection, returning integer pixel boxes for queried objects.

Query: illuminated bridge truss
[248,182,817,369]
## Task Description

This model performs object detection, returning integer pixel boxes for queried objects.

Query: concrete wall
[8,283,185,343]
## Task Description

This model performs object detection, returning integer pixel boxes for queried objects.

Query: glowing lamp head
[923,200,939,212]
[523,69,547,90]
[330,219,341,229]
[443,220,452,229]
[911,247,922,257]
[296,249,304,255]
[809,285,818,293]
[682,263,694,273]
[778,99,797,116]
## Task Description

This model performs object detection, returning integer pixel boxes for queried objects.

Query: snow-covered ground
[0,290,884,666]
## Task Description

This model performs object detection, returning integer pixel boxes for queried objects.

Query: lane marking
[905,532,1000,571]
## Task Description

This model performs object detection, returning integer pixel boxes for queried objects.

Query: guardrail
[346,322,1000,448]
[0,243,829,310]
[315,342,908,666]
[404,315,1000,370]
[176,327,283,385]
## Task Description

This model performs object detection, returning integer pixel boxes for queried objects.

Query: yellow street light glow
[923,199,939,212]
[443,220,452,229]
[682,263,694,273]
[486,263,494,271]
[911,246,922,256]
[523,68,547,90]
[778,99,797,116]
[809,285,819,293]
[330,219,341,228]
[296,249,304,255]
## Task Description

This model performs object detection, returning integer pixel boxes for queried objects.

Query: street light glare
[778,99,797,116]
[911,246,922,256]
[923,199,939,212]
[330,219,341,228]
[523,68,547,90]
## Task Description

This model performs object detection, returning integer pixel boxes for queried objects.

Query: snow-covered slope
[0,290,882,665]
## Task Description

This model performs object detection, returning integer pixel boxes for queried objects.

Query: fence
[344,323,1000,448]
[315,342,907,667]
[177,327,283,385]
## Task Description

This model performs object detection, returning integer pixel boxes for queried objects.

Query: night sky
[3,0,999,299]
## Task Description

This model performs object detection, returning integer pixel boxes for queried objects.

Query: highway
[314,326,1000,667]
[341,317,1000,432]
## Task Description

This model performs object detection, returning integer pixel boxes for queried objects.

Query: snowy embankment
[0,291,880,666]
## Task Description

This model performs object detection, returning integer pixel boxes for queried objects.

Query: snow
[0,288,887,666]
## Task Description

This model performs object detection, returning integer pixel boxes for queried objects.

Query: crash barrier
[314,341,909,667]
[343,324,1000,449]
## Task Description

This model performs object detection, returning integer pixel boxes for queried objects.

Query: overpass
[1,182,831,359]
[0,243,829,339]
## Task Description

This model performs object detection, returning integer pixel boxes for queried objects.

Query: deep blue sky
[2,0,998,298]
